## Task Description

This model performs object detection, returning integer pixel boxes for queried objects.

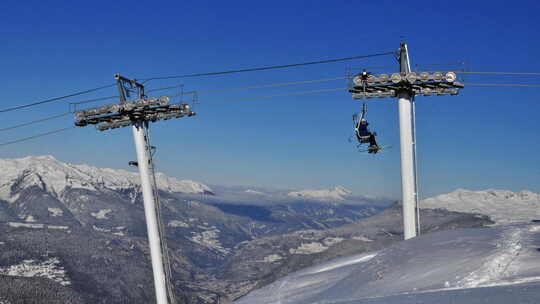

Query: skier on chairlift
[353,103,381,154]
[367,133,380,154]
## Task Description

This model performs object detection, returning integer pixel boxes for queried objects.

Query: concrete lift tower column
[74,75,196,304]
[349,42,464,240]
[397,43,417,240]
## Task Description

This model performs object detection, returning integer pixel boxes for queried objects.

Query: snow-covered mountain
[421,188,540,225]
[0,155,213,203]
[0,156,496,303]
[235,224,540,304]
[0,156,395,303]
[288,186,352,202]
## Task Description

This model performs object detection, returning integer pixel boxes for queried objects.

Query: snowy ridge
[244,189,267,195]
[236,224,540,304]
[421,188,540,224]
[288,186,352,202]
[0,155,212,202]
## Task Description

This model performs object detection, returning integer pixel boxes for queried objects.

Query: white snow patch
[352,235,374,242]
[529,225,540,232]
[25,215,36,222]
[168,220,189,228]
[92,225,125,236]
[91,208,112,220]
[111,227,126,236]
[47,208,63,217]
[92,225,111,233]
[288,186,352,202]
[289,242,329,255]
[47,225,69,230]
[190,227,230,255]
[245,189,266,195]
[8,222,44,229]
[310,253,377,274]
[0,257,71,286]
[263,254,283,263]
[322,237,344,246]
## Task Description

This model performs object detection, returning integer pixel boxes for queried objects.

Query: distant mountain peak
[24,155,57,161]
[0,155,213,203]
[422,188,540,224]
[288,186,352,202]
[244,189,266,195]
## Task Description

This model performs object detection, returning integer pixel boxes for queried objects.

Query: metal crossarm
[349,71,464,99]
[74,102,195,130]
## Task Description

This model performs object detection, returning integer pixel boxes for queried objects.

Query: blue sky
[0,0,539,198]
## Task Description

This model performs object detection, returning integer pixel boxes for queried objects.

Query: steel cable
[0,83,116,113]
[139,52,395,82]
[0,127,75,147]
[0,112,71,132]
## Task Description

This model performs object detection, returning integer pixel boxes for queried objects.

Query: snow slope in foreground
[235,224,540,304]
[421,188,540,224]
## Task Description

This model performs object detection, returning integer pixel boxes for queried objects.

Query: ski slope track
[421,188,540,225]
[235,224,540,304]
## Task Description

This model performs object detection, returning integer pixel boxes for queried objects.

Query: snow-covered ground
[47,207,63,217]
[262,254,283,263]
[235,224,540,304]
[288,237,345,255]
[0,257,71,286]
[190,224,230,255]
[422,189,540,224]
[90,208,112,220]
[6,222,70,232]
[168,220,190,228]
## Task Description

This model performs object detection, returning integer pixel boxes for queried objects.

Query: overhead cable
[69,95,119,106]
[420,62,468,67]
[0,83,116,113]
[0,127,75,147]
[459,72,540,76]
[195,76,346,94]
[158,77,348,101]
[199,87,346,105]
[139,51,395,82]
[467,83,540,87]
[0,112,71,132]
[147,84,184,93]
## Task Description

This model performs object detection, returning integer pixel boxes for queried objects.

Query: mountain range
[0,155,533,303]
[0,155,388,303]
